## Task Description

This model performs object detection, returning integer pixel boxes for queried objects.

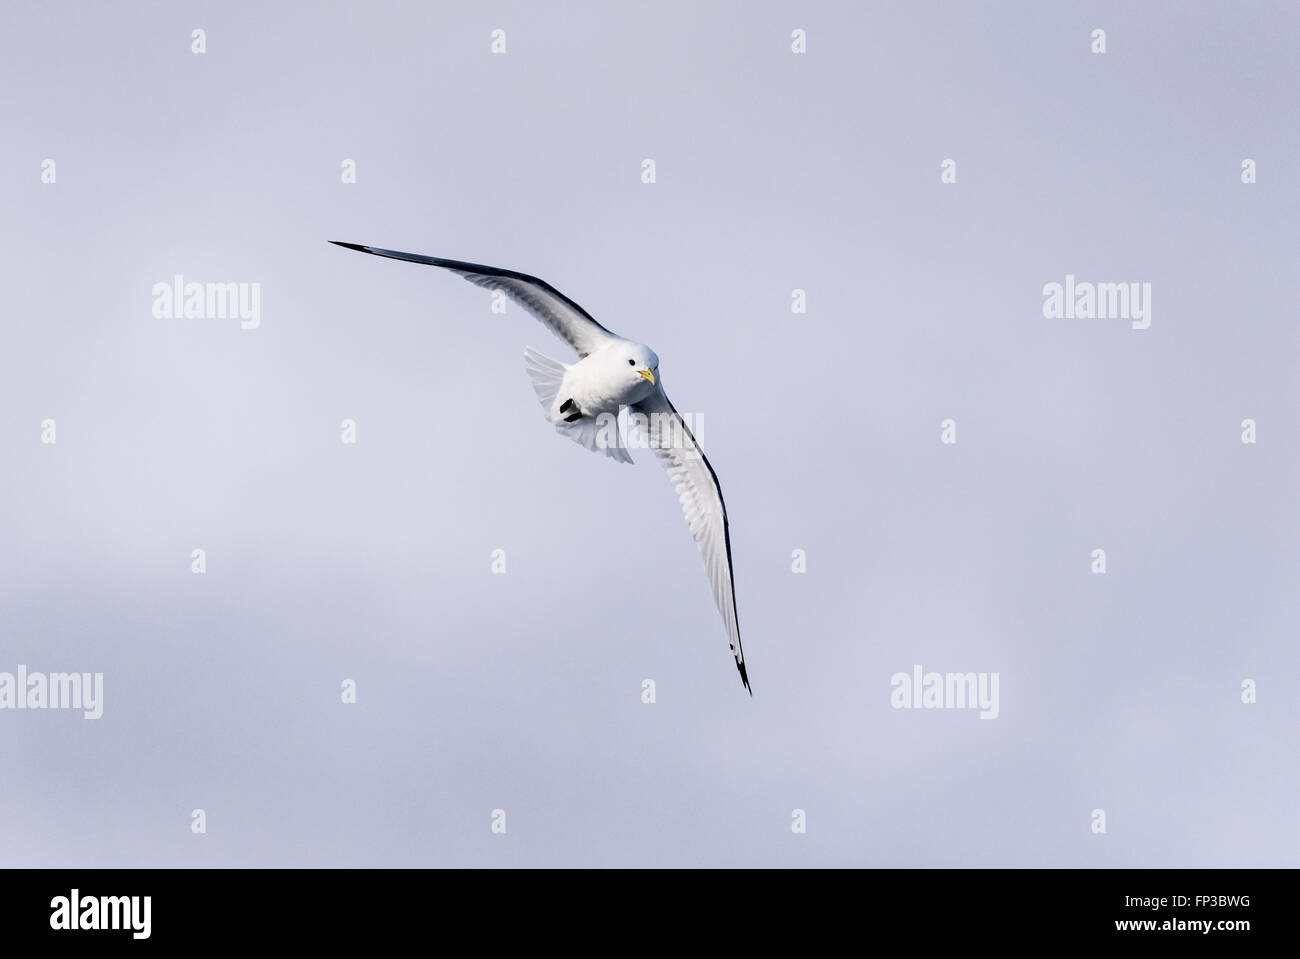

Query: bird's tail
[523,347,567,415]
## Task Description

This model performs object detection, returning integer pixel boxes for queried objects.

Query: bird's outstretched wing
[632,388,749,693]
[330,242,616,357]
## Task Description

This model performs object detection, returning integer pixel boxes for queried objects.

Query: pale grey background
[1,0,1297,866]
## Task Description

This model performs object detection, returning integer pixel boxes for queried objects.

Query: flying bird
[330,242,751,693]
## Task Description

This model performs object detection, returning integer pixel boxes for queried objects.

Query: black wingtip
[330,241,370,253]
[738,660,752,696]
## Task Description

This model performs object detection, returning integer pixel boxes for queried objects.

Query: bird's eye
[628,359,635,365]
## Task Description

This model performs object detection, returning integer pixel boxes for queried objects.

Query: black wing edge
[661,394,751,697]
[328,241,612,334]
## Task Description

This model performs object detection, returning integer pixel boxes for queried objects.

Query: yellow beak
[637,368,656,384]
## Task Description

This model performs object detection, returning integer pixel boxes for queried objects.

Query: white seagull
[331,242,751,693]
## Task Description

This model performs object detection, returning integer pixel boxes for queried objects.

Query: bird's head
[613,341,659,394]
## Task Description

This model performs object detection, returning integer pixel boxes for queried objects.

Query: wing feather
[633,388,749,693]
[329,242,616,357]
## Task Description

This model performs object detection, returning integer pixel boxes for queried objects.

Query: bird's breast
[568,364,636,415]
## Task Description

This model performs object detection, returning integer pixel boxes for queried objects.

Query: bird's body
[525,340,660,463]
[330,241,751,693]
[554,341,658,419]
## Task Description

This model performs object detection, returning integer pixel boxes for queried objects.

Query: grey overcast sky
[1,0,1297,866]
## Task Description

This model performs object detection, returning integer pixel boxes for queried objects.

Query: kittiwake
[330,241,751,693]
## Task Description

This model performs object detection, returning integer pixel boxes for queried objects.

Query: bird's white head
[604,340,660,400]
